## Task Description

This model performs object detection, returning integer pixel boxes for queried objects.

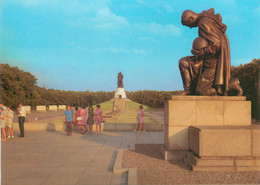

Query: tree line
[0,64,114,110]
[0,59,259,120]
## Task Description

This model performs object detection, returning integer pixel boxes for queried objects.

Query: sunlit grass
[50,99,160,124]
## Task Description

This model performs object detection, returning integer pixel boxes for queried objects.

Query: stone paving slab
[1,131,164,185]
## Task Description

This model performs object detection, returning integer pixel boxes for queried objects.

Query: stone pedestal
[164,96,251,160]
[114,88,126,99]
[184,125,260,172]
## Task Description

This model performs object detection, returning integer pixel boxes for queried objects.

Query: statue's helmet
[192,37,209,50]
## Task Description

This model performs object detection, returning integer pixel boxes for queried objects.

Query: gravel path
[122,144,260,184]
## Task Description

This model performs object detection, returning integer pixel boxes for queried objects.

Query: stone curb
[12,122,163,132]
[113,149,137,185]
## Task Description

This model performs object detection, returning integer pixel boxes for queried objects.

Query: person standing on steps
[95,105,103,135]
[63,105,75,136]
[18,103,26,137]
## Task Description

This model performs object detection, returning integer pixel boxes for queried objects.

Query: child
[0,107,7,141]
[6,107,14,139]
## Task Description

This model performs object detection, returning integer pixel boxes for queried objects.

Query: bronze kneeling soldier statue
[179,8,243,96]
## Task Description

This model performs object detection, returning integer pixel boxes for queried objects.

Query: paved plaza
[1,131,164,185]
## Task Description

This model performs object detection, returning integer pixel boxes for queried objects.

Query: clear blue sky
[0,0,259,91]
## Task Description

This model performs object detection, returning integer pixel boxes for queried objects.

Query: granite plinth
[164,95,252,161]
[164,96,251,154]
[189,125,254,157]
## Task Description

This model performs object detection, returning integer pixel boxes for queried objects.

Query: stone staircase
[184,149,260,172]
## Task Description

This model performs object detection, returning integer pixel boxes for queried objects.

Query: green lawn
[105,111,158,124]
[50,99,159,124]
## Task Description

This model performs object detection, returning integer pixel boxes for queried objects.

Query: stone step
[193,156,234,167]
[236,166,260,171]
[111,172,128,185]
[235,159,260,167]
[191,164,236,172]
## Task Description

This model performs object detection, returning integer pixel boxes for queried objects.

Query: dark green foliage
[0,64,114,109]
[231,59,259,120]
[126,90,182,108]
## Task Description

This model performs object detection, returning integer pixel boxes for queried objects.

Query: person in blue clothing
[63,105,75,136]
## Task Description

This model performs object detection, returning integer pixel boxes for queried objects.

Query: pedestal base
[114,88,126,99]
[184,125,260,171]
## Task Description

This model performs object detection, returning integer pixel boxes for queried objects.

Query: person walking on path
[138,105,146,133]
[87,106,94,135]
[73,106,80,131]
[63,105,75,136]
[0,107,7,141]
[95,105,103,135]
[6,107,14,139]
[18,103,26,137]
[78,106,87,134]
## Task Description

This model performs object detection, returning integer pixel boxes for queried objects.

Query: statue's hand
[191,49,205,56]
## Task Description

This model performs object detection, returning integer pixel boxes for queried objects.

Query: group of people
[0,103,26,141]
[63,104,103,136]
[1,103,146,140]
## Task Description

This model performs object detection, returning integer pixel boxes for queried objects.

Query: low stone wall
[12,122,163,132]
[49,105,58,111]
[104,123,164,131]
[58,105,66,110]
[36,105,46,112]
[24,106,31,113]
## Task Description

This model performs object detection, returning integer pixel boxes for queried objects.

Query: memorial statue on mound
[179,8,243,96]
[117,72,124,88]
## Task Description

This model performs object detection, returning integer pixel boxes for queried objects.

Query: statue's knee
[179,57,190,68]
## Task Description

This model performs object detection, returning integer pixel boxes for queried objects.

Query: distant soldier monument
[113,72,126,112]
[163,8,260,172]
[114,72,126,99]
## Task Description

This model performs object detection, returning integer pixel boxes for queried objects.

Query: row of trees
[230,59,259,120]
[0,59,259,119]
[126,90,181,108]
[0,64,114,109]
